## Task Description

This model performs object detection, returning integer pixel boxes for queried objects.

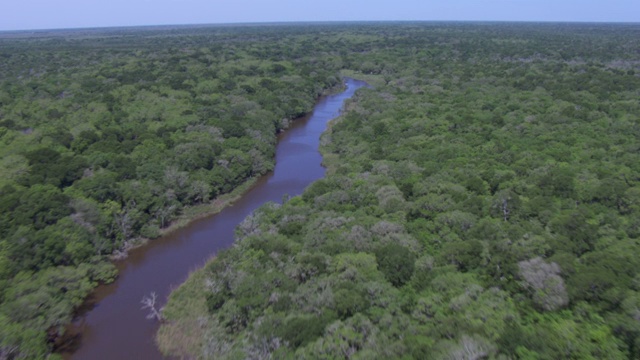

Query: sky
[1,0,638,31]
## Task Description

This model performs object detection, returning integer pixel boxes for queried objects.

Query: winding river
[64,78,368,359]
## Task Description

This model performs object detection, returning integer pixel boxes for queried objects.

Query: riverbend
[63,78,367,359]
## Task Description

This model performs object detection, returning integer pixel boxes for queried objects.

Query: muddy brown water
[62,78,368,360]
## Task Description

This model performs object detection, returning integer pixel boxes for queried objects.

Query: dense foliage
[0,25,343,358]
[159,23,640,359]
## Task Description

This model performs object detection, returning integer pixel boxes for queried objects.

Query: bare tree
[518,257,569,311]
[164,166,189,188]
[141,292,163,321]
[446,335,496,360]
[115,208,134,241]
[501,198,510,221]
[494,190,515,222]
[155,202,177,228]
[188,180,211,204]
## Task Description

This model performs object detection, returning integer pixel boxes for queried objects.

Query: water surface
[65,78,367,359]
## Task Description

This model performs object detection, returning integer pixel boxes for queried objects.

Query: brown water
[63,78,367,360]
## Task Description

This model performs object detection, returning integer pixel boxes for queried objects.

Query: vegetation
[158,22,640,359]
[1,22,639,359]
[0,25,342,358]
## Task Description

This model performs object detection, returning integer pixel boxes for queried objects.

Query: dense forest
[158,23,640,359]
[1,22,639,359]
[0,25,342,359]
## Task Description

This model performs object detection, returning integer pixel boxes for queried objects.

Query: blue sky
[1,0,638,31]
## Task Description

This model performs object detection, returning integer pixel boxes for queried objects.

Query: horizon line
[2,19,639,34]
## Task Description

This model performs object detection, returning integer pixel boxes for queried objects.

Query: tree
[518,257,568,311]
[141,292,163,321]
[374,243,416,287]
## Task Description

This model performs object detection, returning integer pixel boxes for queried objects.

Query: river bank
[157,78,367,358]
[156,78,368,357]
[109,82,349,260]
[63,78,366,360]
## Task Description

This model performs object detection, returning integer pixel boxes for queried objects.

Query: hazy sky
[1,0,638,31]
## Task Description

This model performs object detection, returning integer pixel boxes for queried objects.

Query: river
[63,78,368,359]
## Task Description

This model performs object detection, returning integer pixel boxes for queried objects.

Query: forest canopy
[0,22,639,359]
[157,23,640,359]
[0,24,343,358]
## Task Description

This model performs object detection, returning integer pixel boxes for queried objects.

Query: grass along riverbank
[115,81,348,258]
[114,176,261,258]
